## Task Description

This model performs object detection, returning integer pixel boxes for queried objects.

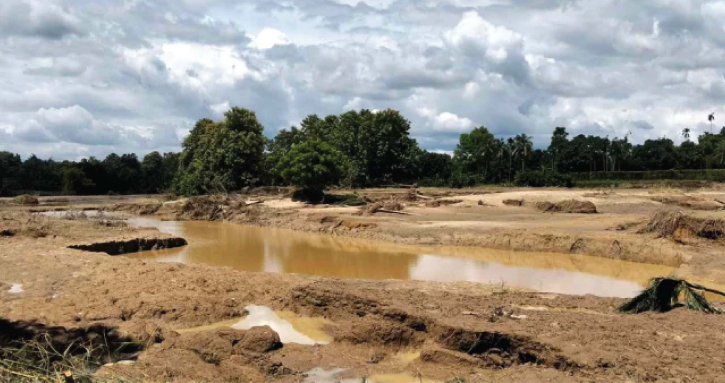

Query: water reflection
[119,218,675,298]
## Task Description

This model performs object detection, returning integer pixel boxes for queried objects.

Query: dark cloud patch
[0,0,84,39]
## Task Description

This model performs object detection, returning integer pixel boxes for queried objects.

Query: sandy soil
[3,187,725,382]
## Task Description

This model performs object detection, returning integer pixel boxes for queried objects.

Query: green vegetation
[515,170,573,188]
[4,106,725,196]
[619,278,725,314]
[277,140,348,202]
[176,108,266,195]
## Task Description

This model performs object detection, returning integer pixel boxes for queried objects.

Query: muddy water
[118,217,674,298]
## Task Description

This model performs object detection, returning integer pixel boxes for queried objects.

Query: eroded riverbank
[3,187,725,382]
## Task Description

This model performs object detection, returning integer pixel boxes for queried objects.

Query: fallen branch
[245,201,263,206]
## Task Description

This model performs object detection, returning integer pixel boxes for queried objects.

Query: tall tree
[548,127,569,172]
[513,134,533,172]
[682,128,691,142]
[709,113,716,134]
[453,127,497,182]
[176,107,266,195]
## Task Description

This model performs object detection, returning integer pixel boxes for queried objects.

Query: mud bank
[3,204,725,382]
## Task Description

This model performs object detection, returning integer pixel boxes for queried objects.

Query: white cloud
[249,28,290,50]
[431,112,474,132]
[1,0,725,159]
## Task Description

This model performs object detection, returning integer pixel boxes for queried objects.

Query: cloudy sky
[1,0,725,160]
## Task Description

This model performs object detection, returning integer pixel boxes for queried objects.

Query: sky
[1,0,725,160]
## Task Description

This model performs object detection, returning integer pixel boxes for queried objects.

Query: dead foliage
[503,199,524,207]
[536,200,597,214]
[425,199,463,208]
[620,277,725,314]
[0,318,142,383]
[358,201,406,215]
[650,196,723,211]
[0,213,49,238]
[13,195,39,205]
[640,210,725,240]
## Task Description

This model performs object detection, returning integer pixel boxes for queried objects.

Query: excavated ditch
[69,237,188,256]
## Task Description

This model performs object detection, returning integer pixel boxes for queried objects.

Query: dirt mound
[336,321,422,348]
[13,195,39,205]
[651,196,724,211]
[110,203,162,215]
[640,211,725,240]
[437,327,578,371]
[237,326,282,353]
[536,200,597,214]
[358,201,405,215]
[503,199,524,207]
[425,199,463,208]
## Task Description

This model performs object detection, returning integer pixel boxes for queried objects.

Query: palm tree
[682,128,691,141]
[709,113,715,134]
[513,134,533,172]
[715,140,725,165]
[502,138,516,182]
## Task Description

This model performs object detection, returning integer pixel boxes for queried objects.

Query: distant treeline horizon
[3,107,725,196]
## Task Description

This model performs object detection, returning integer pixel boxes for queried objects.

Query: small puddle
[369,374,440,383]
[178,305,332,345]
[302,369,439,383]
[8,283,23,293]
[233,305,332,345]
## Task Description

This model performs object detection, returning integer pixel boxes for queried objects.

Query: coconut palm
[619,277,725,314]
[682,128,691,141]
[715,140,725,164]
[513,134,533,172]
[709,113,715,134]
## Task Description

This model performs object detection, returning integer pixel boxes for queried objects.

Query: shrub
[514,170,573,188]
[13,195,39,205]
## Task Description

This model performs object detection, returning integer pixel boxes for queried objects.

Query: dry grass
[640,210,725,240]
[13,195,39,206]
[536,200,597,214]
[503,199,524,207]
[0,318,142,383]
[0,212,50,238]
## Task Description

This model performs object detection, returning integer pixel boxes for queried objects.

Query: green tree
[453,126,497,181]
[548,127,569,171]
[266,126,307,185]
[141,151,164,193]
[176,108,266,195]
[62,167,93,195]
[277,140,348,201]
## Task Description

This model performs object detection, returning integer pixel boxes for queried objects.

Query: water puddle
[233,305,332,345]
[8,283,23,293]
[369,374,440,383]
[393,350,421,364]
[177,305,332,345]
[302,369,439,383]
[44,212,674,298]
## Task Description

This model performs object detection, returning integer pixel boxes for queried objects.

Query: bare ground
[3,187,725,382]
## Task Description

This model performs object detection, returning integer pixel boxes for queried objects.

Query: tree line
[2,106,725,196]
